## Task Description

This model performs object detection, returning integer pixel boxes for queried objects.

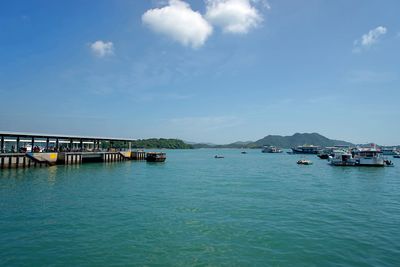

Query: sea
[1,149,399,266]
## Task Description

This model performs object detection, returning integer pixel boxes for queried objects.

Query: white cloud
[205,0,263,34]
[142,0,213,48]
[90,40,114,57]
[353,26,387,52]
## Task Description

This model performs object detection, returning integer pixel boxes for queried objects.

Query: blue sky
[0,0,399,144]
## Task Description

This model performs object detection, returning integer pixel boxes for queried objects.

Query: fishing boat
[380,147,400,156]
[297,159,313,165]
[291,145,321,154]
[329,149,357,166]
[262,146,283,153]
[146,152,166,162]
[352,147,385,167]
[214,155,224,159]
[317,147,336,159]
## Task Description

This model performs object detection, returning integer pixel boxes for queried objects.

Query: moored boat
[329,149,356,166]
[317,147,336,159]
[292,145,321,154]
[146,152,166,162]
[262,146,283,153]
[380,147,400,156]
[318,153,330,159]
[352,147,385,167]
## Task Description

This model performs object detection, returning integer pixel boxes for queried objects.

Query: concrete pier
[0,131,165,169]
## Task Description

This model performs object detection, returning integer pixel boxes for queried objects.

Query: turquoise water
[1,149,400,266]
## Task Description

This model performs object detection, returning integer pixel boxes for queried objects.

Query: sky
[0,0,399,145]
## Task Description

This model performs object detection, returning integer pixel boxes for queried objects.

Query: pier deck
[0,131,162,169]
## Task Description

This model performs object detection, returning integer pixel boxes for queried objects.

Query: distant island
[191,133,354,149]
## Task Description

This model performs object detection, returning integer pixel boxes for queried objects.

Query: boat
[330,147,389,167]
[146,152,166,162]
[329,149,357,166]
[317,147,336,159]
[297,159,313,165]
[241,151,247,154]
[394,155,400,158]
[291,145,321,154]
[384,159,394,167]
[380,147,400,156]
[317,153,330,159]
[351,147,385,167]
[214,155,224,159]
[262,146,283,153]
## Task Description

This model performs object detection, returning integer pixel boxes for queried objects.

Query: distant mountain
[252,133,353,148]
[191,133,353,149]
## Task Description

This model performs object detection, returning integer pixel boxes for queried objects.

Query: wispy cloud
[90,40,114,57]
[205,0,264,34]
[353,26,387,53]
[142,0,213,48]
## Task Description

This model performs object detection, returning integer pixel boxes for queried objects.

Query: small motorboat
[297,159,313,165]
[394,155,400,159]
[384,159,394,167]
[214,155,224,159]
[146,152,166,162]
[241,151,247,154]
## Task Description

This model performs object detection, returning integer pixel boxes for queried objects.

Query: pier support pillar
[46,138,49,152]
[31,137,34,152]
[80,139,83,152]
[56,138,59,151]
[70,139,73,151]
[16,137,20,153]
[0,136,3,153]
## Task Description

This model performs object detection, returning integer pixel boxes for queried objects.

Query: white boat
[329,147,388,167]
[329,149,356,166]
[262,146,283,153]
[352,148,385,167]
[380,147,400,156]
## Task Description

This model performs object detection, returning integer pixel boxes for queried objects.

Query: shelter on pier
[0,131,135,154]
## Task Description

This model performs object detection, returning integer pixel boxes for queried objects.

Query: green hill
[192,133,353,149]
[252,133,353,148]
